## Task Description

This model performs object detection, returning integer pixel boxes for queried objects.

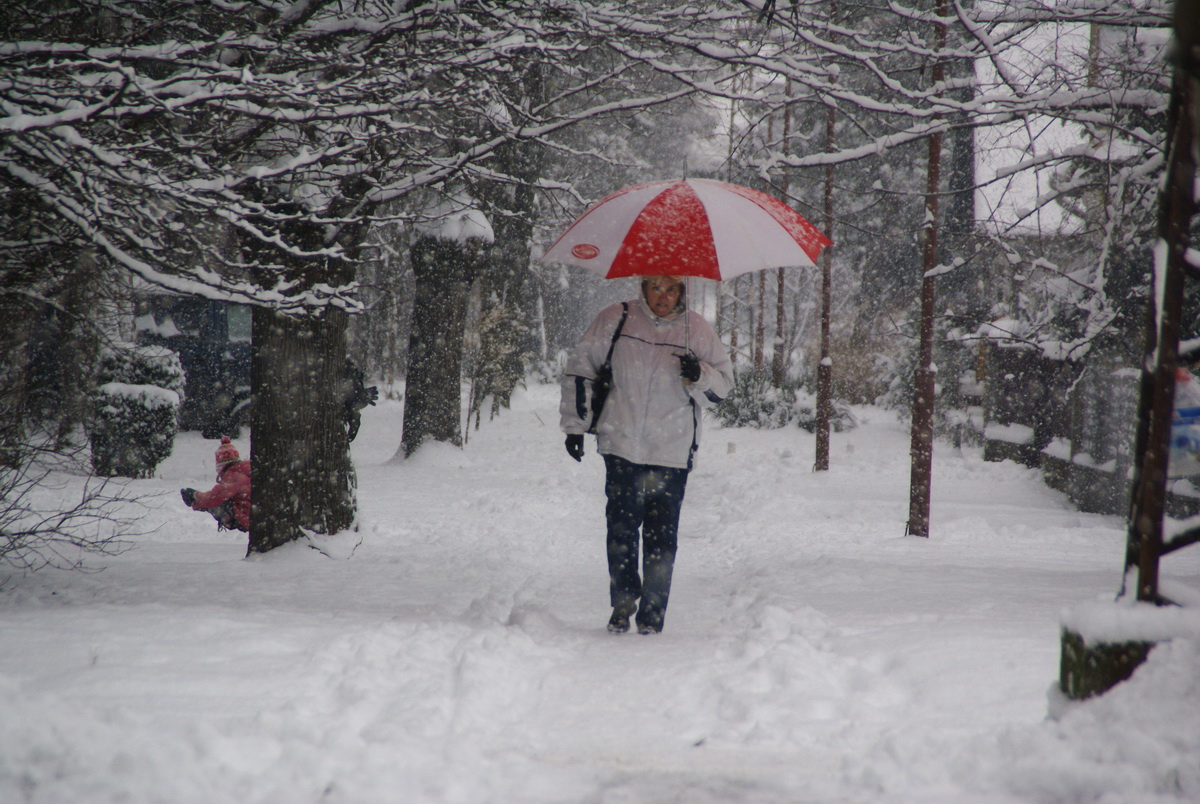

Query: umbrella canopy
[540,178,832,280]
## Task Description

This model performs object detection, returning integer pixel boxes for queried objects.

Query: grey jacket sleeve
[687,313,734,404]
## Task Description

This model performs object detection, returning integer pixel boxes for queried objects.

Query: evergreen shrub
[713,372,856,432]
[89,343,184,478]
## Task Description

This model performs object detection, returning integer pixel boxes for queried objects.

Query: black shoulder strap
[603,302,629,365]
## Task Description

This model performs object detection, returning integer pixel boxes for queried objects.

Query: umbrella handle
[685,277,691,353]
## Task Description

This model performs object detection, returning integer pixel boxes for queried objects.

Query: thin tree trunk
[1122,1,1199,602]
[754,271,766,375]
[906,0,947,538]
[815,99,836,472]
[772,85,792,388]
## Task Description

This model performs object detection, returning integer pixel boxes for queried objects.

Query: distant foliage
[467,299,528,426]
[713,372,857,432]
[89,344,184,478]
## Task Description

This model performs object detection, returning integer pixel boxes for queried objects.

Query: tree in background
[400,196,493,458]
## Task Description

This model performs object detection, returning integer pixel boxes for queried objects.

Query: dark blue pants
[603,454,689,630]
[203,501,242,531]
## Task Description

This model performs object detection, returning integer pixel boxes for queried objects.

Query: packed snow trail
[1,383,1197,803]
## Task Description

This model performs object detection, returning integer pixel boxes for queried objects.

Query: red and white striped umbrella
[540,178,831,280]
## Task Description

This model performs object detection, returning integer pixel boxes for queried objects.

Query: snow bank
[1062,600,1200,644]
[985,421,1034,445]
[1,386,1197,803]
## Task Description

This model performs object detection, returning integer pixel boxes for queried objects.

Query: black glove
[565,434,585,462]
[678,353,702,383]
[366,386,379,406]
[180,487,197,507]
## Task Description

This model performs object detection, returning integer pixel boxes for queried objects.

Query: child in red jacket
[181,436,250,531]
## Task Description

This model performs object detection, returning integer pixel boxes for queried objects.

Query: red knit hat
[215,436,241,467]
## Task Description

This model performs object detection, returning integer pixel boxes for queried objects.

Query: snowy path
[1,384,1197,803]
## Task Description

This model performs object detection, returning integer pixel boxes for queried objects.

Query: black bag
[588,366,613,435]
[587,303,628,434]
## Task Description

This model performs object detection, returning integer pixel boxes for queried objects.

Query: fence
[979,341,1200,517]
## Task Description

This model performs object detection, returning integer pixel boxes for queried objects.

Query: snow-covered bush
[713,373,796,429]
[713,372,856,432]
[88,344,184,478]
[794,398,858,434]
[531,350,569,386]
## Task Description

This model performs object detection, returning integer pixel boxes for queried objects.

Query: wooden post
[1060,630,1154,701]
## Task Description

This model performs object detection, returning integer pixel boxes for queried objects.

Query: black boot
[607,597,638,634]
[607,609,631,633]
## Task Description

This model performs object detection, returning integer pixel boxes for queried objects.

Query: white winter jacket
[560,296,734,470]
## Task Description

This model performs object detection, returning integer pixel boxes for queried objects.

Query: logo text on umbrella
[571,244,601,260]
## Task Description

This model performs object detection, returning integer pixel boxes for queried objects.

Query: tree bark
[249,305,355,554]
[772,86,792,389]
[243,191,360,555]
[906,0,948,538]
[1121,0,1200,602]
[473,117,546,420]
[815,100,836,472]
[754,271,766,375]
[400,235,486,458]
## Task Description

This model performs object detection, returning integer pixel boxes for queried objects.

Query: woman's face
[644,279,683,318]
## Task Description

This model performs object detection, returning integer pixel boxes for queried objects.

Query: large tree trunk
[249,305,355,554]
[243,189,361,555]
[400,235,486,458]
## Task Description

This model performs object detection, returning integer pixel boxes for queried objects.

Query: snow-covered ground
[2,383,1198,803]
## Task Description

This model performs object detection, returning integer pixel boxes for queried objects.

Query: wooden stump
[1059,629,1154,700]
